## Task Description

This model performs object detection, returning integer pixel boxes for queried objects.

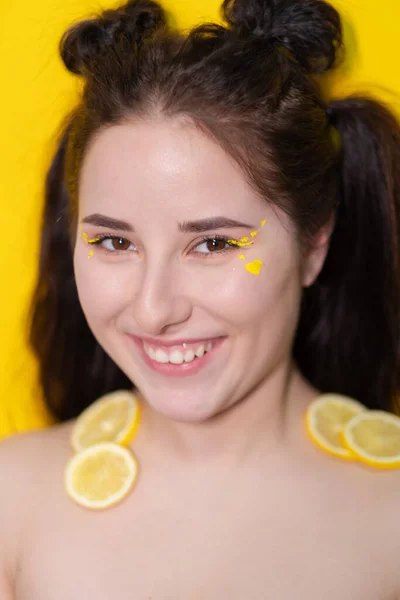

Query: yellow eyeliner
[228,218,266,248]
[227,239,254,247]
[81,229,100,259]
[232,218,266,274]
[82,230,100,244]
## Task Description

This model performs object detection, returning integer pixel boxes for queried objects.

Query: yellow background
[1,0,399,439]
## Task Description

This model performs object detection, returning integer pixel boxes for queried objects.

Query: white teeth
[169,350,184,364]
[143,341,213,364]
[195,345,205,358]
[184,350,195,362]
[155,349,169,363]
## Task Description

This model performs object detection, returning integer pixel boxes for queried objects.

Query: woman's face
[74,118,322,422]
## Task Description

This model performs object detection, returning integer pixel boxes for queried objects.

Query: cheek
[192,246,302,331]
[73,248,134,323]
[206,250,303,376]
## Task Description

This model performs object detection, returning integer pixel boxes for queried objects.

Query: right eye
[91,236,136,252]
[194,238,231,254]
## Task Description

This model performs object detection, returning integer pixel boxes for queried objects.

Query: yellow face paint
[227,218,267,249]
[82,230,100,244]
[88,250,94,259]
[245,259,263,275]
[230,218,266,273]
[227,239,254,247]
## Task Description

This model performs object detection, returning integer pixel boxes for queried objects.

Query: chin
[142,386,223,423]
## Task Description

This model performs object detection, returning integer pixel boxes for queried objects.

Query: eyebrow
[178,217,254,233]
[80,214,254,233]
[81,214,134,232]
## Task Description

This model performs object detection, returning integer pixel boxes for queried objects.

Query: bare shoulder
[370,466,400,598]
[376,465,400,545]
[321,453,400,597]
[0,422,74,584]
[0,421,74,491]
[296,431,400,599]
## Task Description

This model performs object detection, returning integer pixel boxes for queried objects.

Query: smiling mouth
[128,335,225,377]
[142,340,214,365]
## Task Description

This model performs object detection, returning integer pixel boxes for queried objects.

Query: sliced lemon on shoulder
[71,390,141,452]
[65,442,139,510]
[341,411,400,469]
[305,394,367,459]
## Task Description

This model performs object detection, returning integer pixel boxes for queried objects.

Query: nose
[131,258,192,336]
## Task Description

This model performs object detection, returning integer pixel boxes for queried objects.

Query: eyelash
[88,235,135,253]
[87,234,241,258]
[192,235,240,257]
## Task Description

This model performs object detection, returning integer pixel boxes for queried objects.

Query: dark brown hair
[30,0,400,420]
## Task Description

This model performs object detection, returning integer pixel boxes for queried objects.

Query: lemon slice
[65,442,139,509]
[71,390,141,452]
[305,394,367,459]
[341,411,400,469]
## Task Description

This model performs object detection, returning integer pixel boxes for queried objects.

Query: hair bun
[60,0,165,75]
[222,0,342,73]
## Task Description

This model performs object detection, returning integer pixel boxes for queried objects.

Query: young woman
[1,0,400,597]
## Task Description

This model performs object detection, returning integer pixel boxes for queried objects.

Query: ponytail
[295,96,400,413]
[29,123,131,421]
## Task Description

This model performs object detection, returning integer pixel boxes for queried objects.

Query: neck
[134,361,317,468]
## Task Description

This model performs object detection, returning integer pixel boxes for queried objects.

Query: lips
[128,334,225,377]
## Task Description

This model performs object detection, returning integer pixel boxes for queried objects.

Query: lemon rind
[342,411,400,469]
[118,399,141,446]
[71,390,139,453]
[310,394,367,414]
[305,393,367,461]
[305,395,367,460]
[305,416,355,459]
[64,442,139,509]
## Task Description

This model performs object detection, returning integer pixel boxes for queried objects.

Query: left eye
[195,238,231,254]
[101,237,135,252]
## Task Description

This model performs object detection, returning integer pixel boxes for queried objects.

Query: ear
[301,212,335,288]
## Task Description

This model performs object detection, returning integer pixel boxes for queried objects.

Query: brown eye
[206,239,227,252]
[111,237,131,251]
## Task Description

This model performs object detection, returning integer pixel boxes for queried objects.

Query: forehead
[78,117,269,222]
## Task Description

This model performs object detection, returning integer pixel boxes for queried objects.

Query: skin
[1,116,400,599]
[74,116,328,457]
